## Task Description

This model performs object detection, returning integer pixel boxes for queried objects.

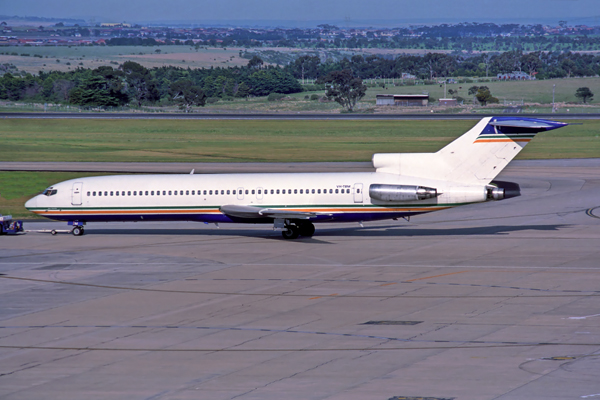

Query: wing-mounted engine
[369,184,439,202]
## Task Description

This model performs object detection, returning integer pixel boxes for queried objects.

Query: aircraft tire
[72,227,83,236]
[281,225,300,240]
[298,222,315,237]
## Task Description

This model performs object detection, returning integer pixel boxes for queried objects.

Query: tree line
[0,59,302,108]
[284,50,600,81]
[0,50,598,108]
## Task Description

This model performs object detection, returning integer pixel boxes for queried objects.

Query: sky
[2,0,599,27]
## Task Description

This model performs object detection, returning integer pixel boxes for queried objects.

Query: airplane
[24,116,568,239]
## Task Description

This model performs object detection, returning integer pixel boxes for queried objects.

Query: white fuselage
[25,172,487,224]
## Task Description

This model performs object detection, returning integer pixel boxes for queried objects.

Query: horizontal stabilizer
[488,120,566,129]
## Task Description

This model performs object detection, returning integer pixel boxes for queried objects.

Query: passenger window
[99,192,102,196]
[347,189,351,193]
[191,190,194,195]
[227,190,231,195]
[335,189,339,194]
[276,189,280,194]
[110,191,114,196]
[209,190,213,195]
[116,191,119,196]
[257,190,261,195]
[128,191,131,196]
[312,189,315,194]
[317,189,321,194]
[221,190,224,195]
[252,190,255,195]
[245,190,249,195]
[145,191,148,195]
[204,190,207,195]
[300,189,303,194]
[162,191,166,195]
[185,190,189,195]
[87,191,90,196]
[357,189,360,193]
[329,189,333,194]
[122,191,125,196]
[181,191,184,195]
[168,191,172,195]
[294,189,297,194]
[233,190,236,195]
[270,189,274,194]
[93,191,96,196]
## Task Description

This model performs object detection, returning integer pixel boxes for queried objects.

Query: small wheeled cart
[0,215,24,235]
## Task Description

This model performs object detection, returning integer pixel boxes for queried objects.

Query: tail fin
[373,117,568,185]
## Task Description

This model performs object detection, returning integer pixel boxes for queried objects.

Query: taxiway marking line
[404,271,469,282]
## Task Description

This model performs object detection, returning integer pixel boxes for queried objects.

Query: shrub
[267,92,286,102]
[310,94,319,100]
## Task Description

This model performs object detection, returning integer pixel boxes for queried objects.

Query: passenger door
[353,183,363,203]
[71,182,83,206]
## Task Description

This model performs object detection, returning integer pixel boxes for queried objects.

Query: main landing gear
[281,221,315,240]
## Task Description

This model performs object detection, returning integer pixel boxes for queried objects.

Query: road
[1,111,599,120]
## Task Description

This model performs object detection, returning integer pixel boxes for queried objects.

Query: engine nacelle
[369,184,439,202]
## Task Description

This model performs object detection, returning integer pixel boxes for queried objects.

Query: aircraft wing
[220,205,329,220]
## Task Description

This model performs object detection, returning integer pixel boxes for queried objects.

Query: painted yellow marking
[380,282,397,287]
[404,271,468,282]
[309,296,322,300]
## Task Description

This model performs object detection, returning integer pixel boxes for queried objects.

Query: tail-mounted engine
[369,184,439,202]
[486,187,505,200]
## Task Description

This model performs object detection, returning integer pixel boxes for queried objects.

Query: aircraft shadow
[76,223,568,241]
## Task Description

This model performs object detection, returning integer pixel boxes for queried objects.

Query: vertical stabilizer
[373,117,568,185]
[437,117,567,184]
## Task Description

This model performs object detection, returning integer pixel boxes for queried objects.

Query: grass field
[0,171,118,218]
[0,46,251,73]
[4,118,599,163]
[1,118,598,218]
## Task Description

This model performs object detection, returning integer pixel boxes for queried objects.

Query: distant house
[497,71,535,80]
[376,94,429,106]
[439,98,458,106]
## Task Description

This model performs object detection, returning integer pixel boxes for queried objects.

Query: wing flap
[220,205,329,220]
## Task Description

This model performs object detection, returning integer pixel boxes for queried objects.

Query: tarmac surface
[1,159,600,400]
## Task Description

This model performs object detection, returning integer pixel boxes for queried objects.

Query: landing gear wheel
[298,222,315,237]
[51,230,57,235]
[281,225,300,240]
[72,226,84,236]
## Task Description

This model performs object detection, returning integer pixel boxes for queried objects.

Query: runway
[1,160,600,400]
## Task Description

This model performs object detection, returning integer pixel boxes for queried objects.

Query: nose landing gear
[68,221,86,236]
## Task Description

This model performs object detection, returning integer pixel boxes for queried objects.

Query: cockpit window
[43,187,58,196]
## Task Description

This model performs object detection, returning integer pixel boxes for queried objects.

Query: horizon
[2,0,598,28]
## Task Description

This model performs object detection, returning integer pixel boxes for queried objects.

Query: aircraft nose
[25,196,38,210]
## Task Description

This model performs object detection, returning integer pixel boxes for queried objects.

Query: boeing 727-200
[24,116,568,238]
